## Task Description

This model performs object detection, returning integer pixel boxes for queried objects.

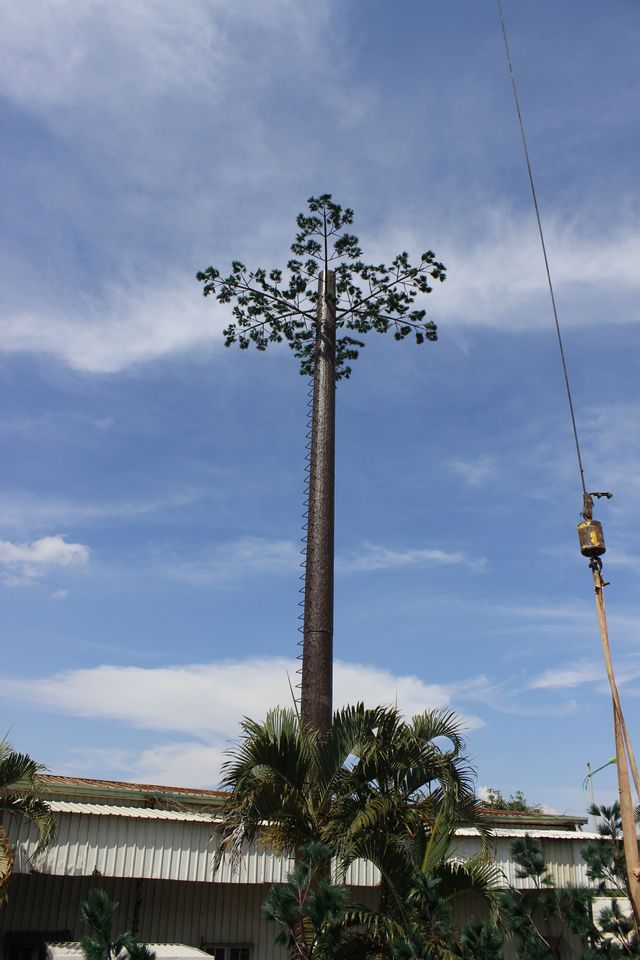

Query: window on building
[204,946,251,960]
[229,949,251,960]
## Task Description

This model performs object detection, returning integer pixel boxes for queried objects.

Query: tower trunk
[301,270,336,733]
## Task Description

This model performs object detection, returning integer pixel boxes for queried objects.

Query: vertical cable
[496,0,587,496]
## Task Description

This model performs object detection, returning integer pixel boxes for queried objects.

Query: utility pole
[579,493,640,928]
[300,271,336,733]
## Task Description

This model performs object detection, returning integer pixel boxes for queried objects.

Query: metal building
[0,775,600,960]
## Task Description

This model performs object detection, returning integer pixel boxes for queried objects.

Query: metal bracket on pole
[581,490,612,522]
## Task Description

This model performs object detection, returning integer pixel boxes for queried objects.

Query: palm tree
[217,703,384,862]
[0,735,55,901]
[218,704,497,958]
[217,704,489,882]
[329,708,490,903]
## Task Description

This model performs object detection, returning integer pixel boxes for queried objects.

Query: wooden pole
[591,563,640,928]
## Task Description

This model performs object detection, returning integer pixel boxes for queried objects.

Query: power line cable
[496,3,640,912]
[496,0,587,497]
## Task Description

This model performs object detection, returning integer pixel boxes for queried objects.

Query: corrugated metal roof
[47,801,218,822]
[45,801,597,839]
[456,826,601,841]
[40,775,226,799]
[37,776,586,829]
[478,807,587,829]
[48,945,213,960]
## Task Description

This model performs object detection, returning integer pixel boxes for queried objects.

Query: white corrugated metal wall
[2,808,382,887]
[3,807,596,891]
[0,874,380,960]
[0,804,600,960]
[452,834,594,889]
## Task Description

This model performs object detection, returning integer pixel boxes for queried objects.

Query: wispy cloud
[0,0,359,377]
[6,208,640,375]
[164,537,301,586]
[336,542,482,573]
[437,211,640,331]
[50,589,69,602]
[1,277,228,374]
[60,742,228,789]
[447,674,579,719]
[1,0,335,110]
[0,535,90,587]
[530,659,640,691]
[163,537,482,586]
[0,487,205,534]
[372,208,640,336]
[529,662,603,690]
[447,457,496,489]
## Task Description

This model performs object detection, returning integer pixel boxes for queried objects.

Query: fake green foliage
[582,804,632,898]
[80,888,156,960]
[388,873,503,960]
[197,194,445,380]
[455,919,504,960]
[500,831,640,959]
[581,803,640,956]
[262,842,348,960]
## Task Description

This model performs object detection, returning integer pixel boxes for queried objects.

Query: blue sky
[2,0,640,813]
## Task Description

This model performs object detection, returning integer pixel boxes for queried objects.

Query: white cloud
[4,656,487,784]
[94,418,115,431]
[439,213,640,329]
[6,208,640,374]
[0,535,90,586]
[1,656,483,739]
[336,542,477,573]
[529,660,640,691]
[447,457,496,489]
[0,277,227,374]
[167,537,480,586]
[0,0,271,114]
[335,661,451,718]
[165,538,301,586]
[373,209,640,334]
[0,488,205,534]
[133,741,229,788]
[64,742,230,789]
[50,589,69,601]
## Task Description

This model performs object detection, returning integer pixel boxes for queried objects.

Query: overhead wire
[496,0,587,498]
[496,0,640,918]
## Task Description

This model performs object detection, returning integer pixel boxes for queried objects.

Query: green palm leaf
[0,735,55,896]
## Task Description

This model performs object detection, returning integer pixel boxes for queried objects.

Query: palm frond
[0,737,55,866]
[2,794,55,854]
[0,828,14,902]
[435,856,502,906]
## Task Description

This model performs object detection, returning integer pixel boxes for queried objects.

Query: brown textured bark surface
[592,568,640,929]
[301,271,336,734]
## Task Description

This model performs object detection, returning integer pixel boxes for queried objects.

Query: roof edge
[36,777,587,827]
[38,774,226,807]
